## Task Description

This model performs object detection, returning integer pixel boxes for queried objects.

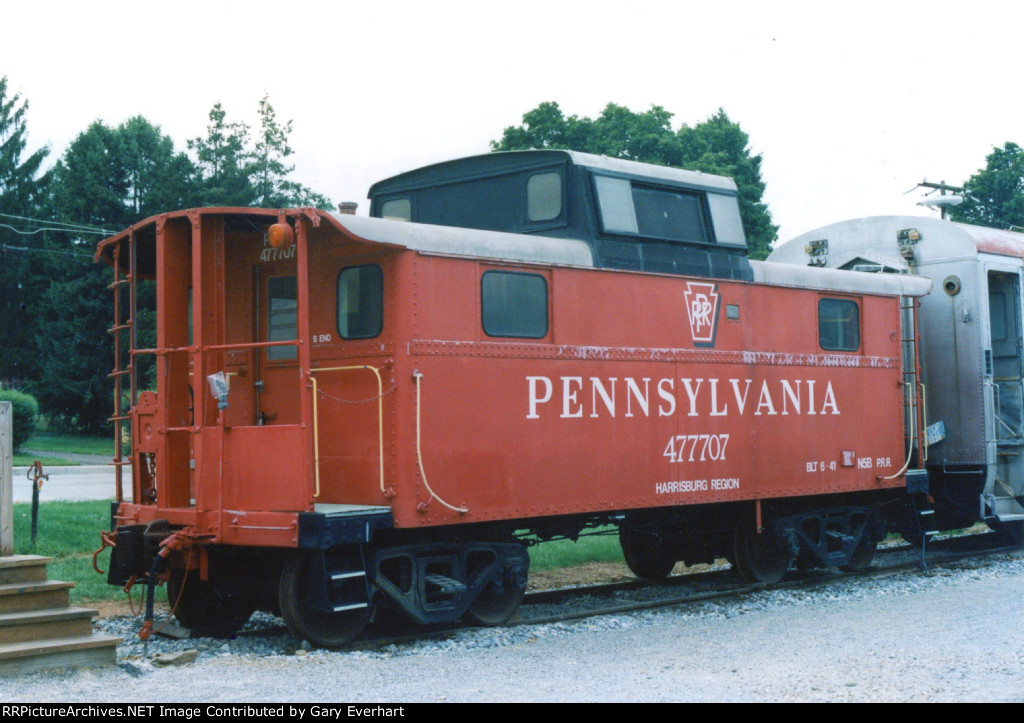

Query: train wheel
[840,539,877,572]
[464,578,526,627]
[733,518,792,585]
[278,552,369,649]
[620,523,676,580]
[167,568,255,638]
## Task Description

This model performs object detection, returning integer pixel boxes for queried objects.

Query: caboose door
[254,265,301,425]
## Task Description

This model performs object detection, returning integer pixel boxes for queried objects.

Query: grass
[13,432,114,467]
[11,499,121,602]
[528,529,625,570]
[21,432,113,455]
[13,453,81,466]
[8,499,624,604]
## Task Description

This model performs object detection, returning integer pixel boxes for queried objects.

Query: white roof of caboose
[327,213,930,297]
[558,150,739,193]
[329,213,597,267]
[770,215,1024,270]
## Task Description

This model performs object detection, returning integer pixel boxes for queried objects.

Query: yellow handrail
[309,365,386,499]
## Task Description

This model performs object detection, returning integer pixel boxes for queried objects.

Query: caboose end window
[526,172,562,222]
[381,198,411,221]
[481,270,548,338]
[337,265,384,339]
[818,298,860,351]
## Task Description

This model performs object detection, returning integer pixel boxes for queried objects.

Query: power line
[0,212,113,236]
[0,243,93,260]
[0,222,107,238]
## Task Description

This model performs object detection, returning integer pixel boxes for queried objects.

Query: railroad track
[282,529,1021,652]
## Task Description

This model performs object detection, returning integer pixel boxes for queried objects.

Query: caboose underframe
[95,206,930,647]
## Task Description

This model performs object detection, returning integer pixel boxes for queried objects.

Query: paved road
[10,465,132,503]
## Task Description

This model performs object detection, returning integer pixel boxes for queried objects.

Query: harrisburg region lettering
[526,376,840,419]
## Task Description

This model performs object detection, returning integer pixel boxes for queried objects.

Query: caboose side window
[268,275,298,360]
[337,265,383,339]
[481,271,548,338]
[707,193,747,247]
[818,298,860,352]
[594,175,710,245]
[594,176,639,235]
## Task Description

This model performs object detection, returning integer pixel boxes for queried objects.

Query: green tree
[492,102,777,259]
[189,102,255,206]
[190,97,332,209]
[250,95,333,209]
[677,109,777,259]
[0,77,51,385]
[38,117,195,433]
[951,142,1024,230]
[119,116,201,217]
[492,101,595,154]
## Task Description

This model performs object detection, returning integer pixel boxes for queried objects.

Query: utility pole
[915,180,964,220]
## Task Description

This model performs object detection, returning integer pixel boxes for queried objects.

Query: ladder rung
[330,571,366,581]
[107,324,132,334]
[108,369,132,378]
[331,602,368,613]
[107,277,131,289]
[108,415,131,422]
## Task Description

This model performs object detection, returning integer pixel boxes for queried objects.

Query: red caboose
[97,152,930,647]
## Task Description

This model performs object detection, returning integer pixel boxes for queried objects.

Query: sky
[2,0,1021,244]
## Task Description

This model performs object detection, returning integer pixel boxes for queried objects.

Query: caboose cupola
[368,150,753,280]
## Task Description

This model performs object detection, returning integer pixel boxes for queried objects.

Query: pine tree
[191,97,332,209]
[0,77,50,385]
[189,102,255,207]
[39,118,196,432]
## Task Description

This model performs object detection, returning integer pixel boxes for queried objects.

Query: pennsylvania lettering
[526,376,840,419]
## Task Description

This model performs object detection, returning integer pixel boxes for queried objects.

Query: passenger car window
[481,271,548,338]
[337,265,383,339]
[818,298,860,351]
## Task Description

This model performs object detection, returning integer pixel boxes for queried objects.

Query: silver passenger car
[771,216,1024,539]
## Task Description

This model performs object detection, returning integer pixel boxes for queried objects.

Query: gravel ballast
[3,551,1022,702]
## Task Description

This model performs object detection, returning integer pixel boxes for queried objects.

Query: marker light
[268,223,295,249]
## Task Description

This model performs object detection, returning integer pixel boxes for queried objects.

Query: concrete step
[0,606,98,645]
[0,555,53,584]
[0,634,121,676]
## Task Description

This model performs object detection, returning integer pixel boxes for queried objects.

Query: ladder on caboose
[899,297,936,540]
[106,236,137,503]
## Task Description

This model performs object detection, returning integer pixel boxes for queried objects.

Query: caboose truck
[96,151,931,648]
[772,217,1024,544]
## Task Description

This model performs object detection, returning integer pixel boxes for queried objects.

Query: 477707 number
[664,434,730,463]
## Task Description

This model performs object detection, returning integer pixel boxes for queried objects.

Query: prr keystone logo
[683,281,720,347]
